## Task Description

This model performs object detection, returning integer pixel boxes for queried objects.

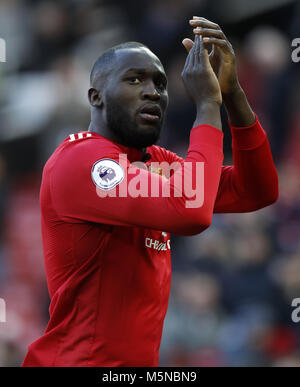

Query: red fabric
[22,117,278,367]
[213,115,278,212]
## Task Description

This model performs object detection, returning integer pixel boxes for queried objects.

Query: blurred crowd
[0,0,300,367]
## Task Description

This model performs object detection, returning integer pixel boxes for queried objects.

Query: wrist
[222,83,243,101]
[196,99,222,111]
[194,100,222,131]
[223,85,256,127]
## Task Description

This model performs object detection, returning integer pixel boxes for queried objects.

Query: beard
[105,95,162,149]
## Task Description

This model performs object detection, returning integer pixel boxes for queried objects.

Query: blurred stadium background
[0,0,300,367]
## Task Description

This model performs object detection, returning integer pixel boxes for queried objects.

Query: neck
[88,108,150,161]
[88,108,119,143]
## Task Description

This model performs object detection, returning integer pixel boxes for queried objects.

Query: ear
[88,87,103,108]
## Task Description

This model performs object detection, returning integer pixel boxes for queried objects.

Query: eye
[127,77,141,85]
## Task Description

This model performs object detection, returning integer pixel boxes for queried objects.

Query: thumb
[182,38,194,53]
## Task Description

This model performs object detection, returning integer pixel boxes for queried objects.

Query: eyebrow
[123,68,167,83]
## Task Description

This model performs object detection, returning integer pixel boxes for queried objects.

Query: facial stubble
[105,95,162,149]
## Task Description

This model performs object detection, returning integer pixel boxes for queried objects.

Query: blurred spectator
[0,0,299,367]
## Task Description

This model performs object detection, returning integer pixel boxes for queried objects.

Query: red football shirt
[22,117,278,366]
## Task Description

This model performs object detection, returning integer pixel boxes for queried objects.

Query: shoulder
[43,131,125,186]
[42,132,127,193]
[64,131,122,157]
[46,131,122,168]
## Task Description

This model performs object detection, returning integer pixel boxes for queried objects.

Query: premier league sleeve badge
[91,159,124,190]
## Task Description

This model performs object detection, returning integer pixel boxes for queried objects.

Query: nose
[141,81,160,101]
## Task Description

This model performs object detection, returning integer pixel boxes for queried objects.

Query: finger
[189,35,198,68]
[197,34,210,68]
[192,28,214,55]
[193,34,201,65]
[191,22,230,44]
[190,17,221,31]
[182,38,194,53]
[202,37,232,54]
[209,43,216,61]
[182,38,195,72]
[209,44,221,60]
[190,16,219,27]
[182,52,190,73]
[193,27,225,40]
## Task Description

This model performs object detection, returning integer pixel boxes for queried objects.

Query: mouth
[138,104,162,124]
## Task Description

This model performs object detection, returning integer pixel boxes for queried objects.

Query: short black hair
[90,42,150,87]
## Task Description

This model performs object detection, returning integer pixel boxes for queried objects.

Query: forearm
[230,117,278,205]
[223,85,255,127]
[193,100,222,131]
[213,117,278,213]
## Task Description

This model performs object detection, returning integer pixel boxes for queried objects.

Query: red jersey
[22,117,278,366]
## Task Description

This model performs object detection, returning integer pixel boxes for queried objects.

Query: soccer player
[22,17,278,366]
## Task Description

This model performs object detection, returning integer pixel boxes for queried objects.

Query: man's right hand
[181,34,222,130]
[181,34,222,107]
